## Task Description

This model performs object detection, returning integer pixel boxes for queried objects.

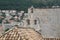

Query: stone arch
[34,19,37,25]
[26,19,30,25]
[34,17,40,25]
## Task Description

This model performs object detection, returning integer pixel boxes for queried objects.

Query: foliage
[0,0,60,12]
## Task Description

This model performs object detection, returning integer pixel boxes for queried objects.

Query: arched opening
[26,19,30,25]
[34,20,37,25]
[31,8,33,13]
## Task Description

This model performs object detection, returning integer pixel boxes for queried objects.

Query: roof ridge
[0,27,14,38]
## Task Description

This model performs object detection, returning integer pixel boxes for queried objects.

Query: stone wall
[33,8,60,38]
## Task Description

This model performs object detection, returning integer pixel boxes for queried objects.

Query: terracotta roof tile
[0,27,43,40]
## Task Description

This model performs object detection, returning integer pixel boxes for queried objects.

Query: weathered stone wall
[33,8,60,38]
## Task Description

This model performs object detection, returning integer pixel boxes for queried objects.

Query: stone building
[0,6,60,39]
[20,6,60,38]
[22,6,41,31]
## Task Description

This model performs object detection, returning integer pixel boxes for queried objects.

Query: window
[26,19,30,25]
[31,8,33,13]
[34,20,37,25]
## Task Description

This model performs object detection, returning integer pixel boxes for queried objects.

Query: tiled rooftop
[0,27,43,40]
